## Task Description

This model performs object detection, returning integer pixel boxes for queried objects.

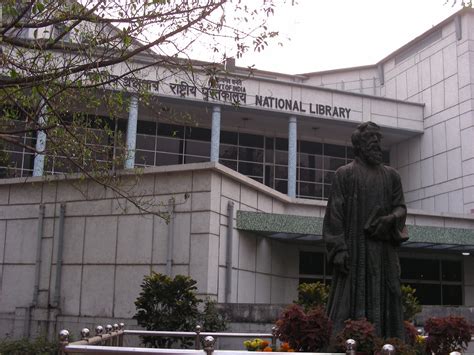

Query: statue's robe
[323,157,407,339]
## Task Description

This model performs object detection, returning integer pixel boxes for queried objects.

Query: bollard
[105,324,113,346]
[112,324,119,346]
[95,325,104,346]
[381,344,395,355]
[81,327,90,340]
[271,326,278,350]
[345,339,357,355]
[118,322,125,347]
[449,352,461,355]
[59,329,70,355]
[195,325,202,350]
[203,335,216,355]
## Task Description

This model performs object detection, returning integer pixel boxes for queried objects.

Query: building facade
[1,7,474,340]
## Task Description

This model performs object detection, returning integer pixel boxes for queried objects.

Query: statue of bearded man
[323,121,408,339]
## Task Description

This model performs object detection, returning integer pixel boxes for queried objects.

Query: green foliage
[401,285,422,321]
[335,318,377,354]
[0,336,59,355]
[134,273,227,348]
[198,299,228,332]
[275,303,332,352]
[295,282,329,311]
[424,316,473,355]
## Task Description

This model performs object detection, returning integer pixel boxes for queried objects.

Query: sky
[230,0,463,75]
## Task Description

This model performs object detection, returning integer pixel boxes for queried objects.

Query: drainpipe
[52,204,66,307]
[225,201,234,303]
[26,204,45,337]
[166,199,175,276]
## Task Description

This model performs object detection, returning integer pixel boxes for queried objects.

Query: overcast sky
[230,0,462,75]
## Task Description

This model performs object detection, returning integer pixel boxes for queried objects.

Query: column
[287,116,297,198]
[33,103,47,176]
[125,95,138,169]
[210,105,221,162]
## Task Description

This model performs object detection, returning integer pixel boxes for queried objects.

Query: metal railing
[59,322,418,355]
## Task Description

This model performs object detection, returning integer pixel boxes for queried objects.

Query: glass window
[401,259,440,281]
[156,152,181,166]
[157,137,182,154]
[221,160,237,170]
[158,123,184,138]
[136,150,155,166]
[137,120,156,135]
[299,182,322,198]
[239,133,264,148]
[442,285,462,305]
[265,137,274,163]
[299,251,325,275]
[136,134,156,150]
[325,143,346,158]
[186,126,211,141]
[264,165,274,188]
[442,260,462,282]
[275,151,288,165]
[276,138,288,151]
[238,162,263,176]
[300,141,322,155]
[239,147,263,162]
[220,145,238,160]
[324,157,346,171]
[186,140,210,157]
[185,155,208,164]
[406,283,441,305]
[221,131,238,144]
[275,179,287,194]
[275,166,288,179]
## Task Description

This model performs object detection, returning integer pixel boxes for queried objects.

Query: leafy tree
[401,284,422,321]
[134,273,227,348]
[0,0,286,218]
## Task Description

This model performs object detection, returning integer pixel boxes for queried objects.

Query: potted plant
[275,304,332,352]
[424,316,473,355]
[335,318,377,354]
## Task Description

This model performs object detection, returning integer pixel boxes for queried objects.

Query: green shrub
[401,285,422,321]
[134,273,227,348]
[0,336,59,355]
[295,282,329,311]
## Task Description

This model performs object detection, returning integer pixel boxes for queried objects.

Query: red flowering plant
[404,320,419,346]
[335,318,377,354]
[275,304,332,352]
[424,316,473,355]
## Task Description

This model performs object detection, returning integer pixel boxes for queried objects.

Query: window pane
[442,260,462,281]
[324,157,346,171]
[137,120,156,135]
[265,165,274,188]
[186,126,211,141]
[275,179,287,194]
[136,150,155,165]
[276,138,288,151]
[300,141,322,155]
[300,252,325,275]
[323,184,332,199]
[156,152,181,166]
[220,145,238,160]
[158,123,184,138]
[157,137,181,154]
[275,151,288,165]
[186,140,210,157]
[299,182,322,198]
[324,143,346,158]
[383,150,390,165]
[265,137,274,163]
[401,259,440,281]
[239,147,263,162]
[324,171,335,185]
[407,283,441,305]
[136,134,155,150]
[221,131,238,144]
[238,162,263,176]
[442,285,462,305]
[275,166,287,179]
[185,155,208,164]
[220,159,237,170]
[239,133,263,148]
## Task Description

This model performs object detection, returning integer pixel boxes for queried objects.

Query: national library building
[0,7,474,338]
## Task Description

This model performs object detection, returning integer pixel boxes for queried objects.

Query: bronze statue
[323,122,408,339]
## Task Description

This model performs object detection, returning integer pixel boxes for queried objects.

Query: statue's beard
[360,143,383,165]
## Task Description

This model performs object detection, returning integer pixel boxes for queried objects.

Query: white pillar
[125,95,138,169]
[210,105,221,162]
[288,116,297,197]
[33,103,47,176]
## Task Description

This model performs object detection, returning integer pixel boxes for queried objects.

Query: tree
[0,0,285,218]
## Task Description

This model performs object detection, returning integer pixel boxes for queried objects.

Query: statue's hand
[333,250,349,274]
[371,214,396,240]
